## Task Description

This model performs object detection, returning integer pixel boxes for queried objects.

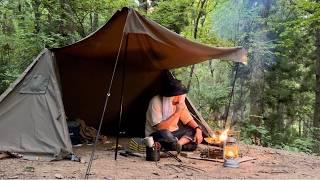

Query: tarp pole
[223,62,239,129]
[115,35,128,160]
[84,16,129,180]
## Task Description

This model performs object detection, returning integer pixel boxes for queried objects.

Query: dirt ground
[0,138,320,179]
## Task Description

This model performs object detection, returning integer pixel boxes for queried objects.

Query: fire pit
[204,129,229,145]
[181,130,256,166]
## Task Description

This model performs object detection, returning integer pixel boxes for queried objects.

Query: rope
[84,27,127,180]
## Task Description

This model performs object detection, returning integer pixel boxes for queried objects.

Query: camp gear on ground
[67,121,82,146]
[74,118,108,144]
[119,150,143,157]
[146,142,161,161]
[65,154,81,162]
[128,138,146,153]
[143,136,154,147]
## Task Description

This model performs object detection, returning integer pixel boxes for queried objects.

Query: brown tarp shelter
[0,7,246,160]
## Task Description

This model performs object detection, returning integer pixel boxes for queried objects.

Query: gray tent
[0,7,246,160]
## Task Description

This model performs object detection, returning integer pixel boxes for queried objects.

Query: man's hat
[161,76,188,97]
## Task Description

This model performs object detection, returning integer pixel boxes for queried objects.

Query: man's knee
[182,142,197,151]
[151,130,176,143]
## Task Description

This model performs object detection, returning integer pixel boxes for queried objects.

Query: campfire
[203,128,230,145]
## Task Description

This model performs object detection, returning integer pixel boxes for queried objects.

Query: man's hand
[194,128,203,144]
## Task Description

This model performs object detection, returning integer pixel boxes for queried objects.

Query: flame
[210,132,217,139]
[227,150,235,158]
[224,144,239,159]
[219,128,229,142]
[204,129,230,144]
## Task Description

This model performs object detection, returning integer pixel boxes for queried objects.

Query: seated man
[145,76,203,152]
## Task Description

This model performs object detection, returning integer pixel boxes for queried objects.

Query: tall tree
[248,0,272,133]
[187,0,209,90]
[313,0,320,153]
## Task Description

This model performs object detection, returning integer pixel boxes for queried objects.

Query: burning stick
[219,128,229,142]
[204,128,229,145]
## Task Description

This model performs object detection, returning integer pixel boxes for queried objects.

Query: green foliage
[289,138,314,154]
[147,0,193,34]
[240,120,271,145]
[0,0,136,94]
[175,60,234,120]
[210,0,320,154]
[241,118,316,154]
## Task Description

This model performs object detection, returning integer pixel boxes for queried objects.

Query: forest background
[0,0,319,154]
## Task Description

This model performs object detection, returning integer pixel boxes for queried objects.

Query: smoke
[211,0,277,122]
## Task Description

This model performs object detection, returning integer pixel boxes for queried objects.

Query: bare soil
[0,138,320,179]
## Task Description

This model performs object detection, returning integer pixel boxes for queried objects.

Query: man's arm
[186,119,203,144]
[155,103,184,130]
[186,119,200,129]
[155,111,180,130]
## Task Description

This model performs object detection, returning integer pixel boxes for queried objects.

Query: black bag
[67,121,82,145]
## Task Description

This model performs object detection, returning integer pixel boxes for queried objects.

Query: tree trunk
[239,80,245,121]
[138,0,149,13]
[249,53,264,123]
[303,118,308,137]
[90,13,93,32]
[59,0,68,36]
[64,1,86,37]
[187,0,208,90]
[187,65,195,90]
[248,0,272,145]
[299,118,302,137]
[90,12,99,32]
[209,60,214,77]
[193,0,206,40]
[93,12,99,31]
[249,0,272,120]
[32,0,41,33]
[313,28,320,153]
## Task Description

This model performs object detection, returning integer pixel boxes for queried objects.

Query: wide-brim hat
[161,78,188,97]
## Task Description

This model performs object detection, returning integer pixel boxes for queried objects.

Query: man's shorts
[150,125,197,151]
